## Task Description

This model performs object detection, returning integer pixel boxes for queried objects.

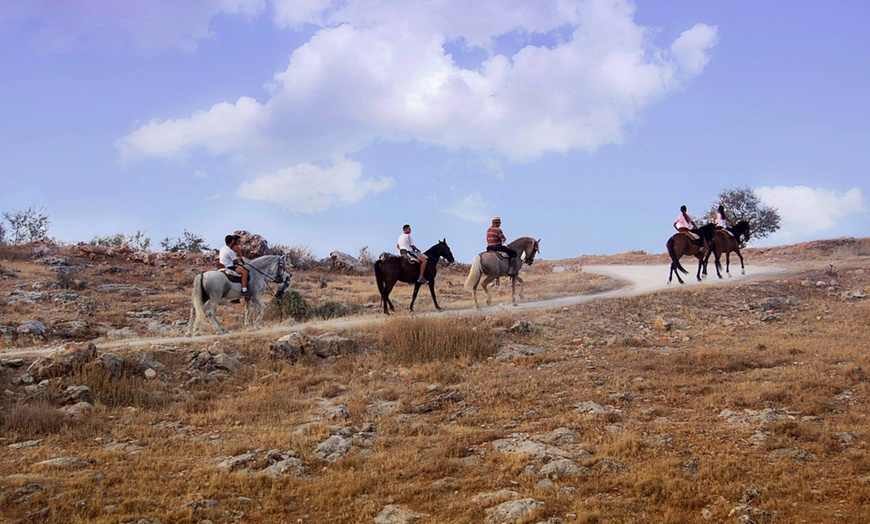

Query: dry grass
[0,239,868,522]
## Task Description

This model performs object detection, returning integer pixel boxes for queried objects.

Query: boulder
[311,333,356,358]
[329,251,367,273]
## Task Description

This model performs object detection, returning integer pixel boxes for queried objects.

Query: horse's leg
[725,253,732,276]
[249,296,266,329]
[510,276,517,306]
[383,281,397,314]
[205,297,227,334]
[427,280,441,311]
[481,276,497,305]
[409,282,422,312]
[187,306,198,336]
[671,262,685,285]
[696,256,704,282]
[517,275,525,300]
[736,249,745,275]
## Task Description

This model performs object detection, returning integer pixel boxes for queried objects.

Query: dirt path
[1,264,786,358]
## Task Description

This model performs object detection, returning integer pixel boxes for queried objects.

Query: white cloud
[443,192,491,223]
[755,186,865,240]
[116,97,268,162]
[116,0,718,210]
[235,158,394,213]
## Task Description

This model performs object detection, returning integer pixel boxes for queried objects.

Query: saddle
[399,249,420,264]
[484,250,512,260]
[219,268,243,284]
[683,231,703,246]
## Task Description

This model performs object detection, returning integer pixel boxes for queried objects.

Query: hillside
[0,237,868,523]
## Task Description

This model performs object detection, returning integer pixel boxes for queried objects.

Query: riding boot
[507,259,519,276]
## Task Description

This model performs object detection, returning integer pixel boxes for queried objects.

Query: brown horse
[708,220,750,278]
[464,236,540,307]
[666,224,717,285]
[373,239,455,315]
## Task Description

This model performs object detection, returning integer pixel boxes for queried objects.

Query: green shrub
[269,291,313,321]
[313,301,363,319]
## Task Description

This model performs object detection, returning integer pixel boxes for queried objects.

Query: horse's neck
[509,237,533,255]
[249,256,277,273]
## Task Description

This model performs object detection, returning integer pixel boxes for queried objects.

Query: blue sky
[2,0,867,261]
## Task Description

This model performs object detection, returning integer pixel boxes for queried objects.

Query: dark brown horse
[708,220,750,278]
[374,239,455,315]
[666,224,717,285]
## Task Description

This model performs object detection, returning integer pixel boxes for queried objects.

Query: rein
[242,257,286,283]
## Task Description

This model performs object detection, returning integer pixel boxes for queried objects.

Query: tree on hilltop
[708,186,781,241]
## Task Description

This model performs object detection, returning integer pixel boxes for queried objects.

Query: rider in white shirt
[396,224,428,284]
[218,234,249,294]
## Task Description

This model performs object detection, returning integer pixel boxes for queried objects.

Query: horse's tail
[666,237,688,275]
[191,272,208,317]
[374,259,385,296]
[464,254,482,291]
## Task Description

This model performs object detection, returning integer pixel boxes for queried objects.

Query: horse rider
[673,206,707,253]
[714,204,734,235]
[397,224,428,284]
[486,216,518,276]
[219,234,249,295]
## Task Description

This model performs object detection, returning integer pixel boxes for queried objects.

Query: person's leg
[417,254,428,283]
[239,267,249,292]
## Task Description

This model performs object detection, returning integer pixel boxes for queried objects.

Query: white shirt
[219,245,237,267]
[397,232,415,252]
[674,213,694,230]
[714,212,730,228]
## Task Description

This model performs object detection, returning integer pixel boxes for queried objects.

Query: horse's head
[524,238,541,265]
[275,272,292,299]
[271,257,292,298]
[740,220,751,242]
[437,238,455,265]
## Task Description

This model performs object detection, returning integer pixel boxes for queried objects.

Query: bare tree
[2,205,51,244]
[708,186,781,241]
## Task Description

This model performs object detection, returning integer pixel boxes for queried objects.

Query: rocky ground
[0,237,868,523]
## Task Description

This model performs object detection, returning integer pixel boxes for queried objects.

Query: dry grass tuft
[379,316,498,364]
[0,401,69,436]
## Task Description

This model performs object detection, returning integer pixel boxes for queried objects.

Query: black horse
[374,239,455,315]
[666,223,718,285]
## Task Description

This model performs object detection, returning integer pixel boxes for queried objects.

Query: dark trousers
[487,244,518,258]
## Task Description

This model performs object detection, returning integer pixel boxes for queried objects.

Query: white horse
[187,255,290,335]
[464,237,540,307]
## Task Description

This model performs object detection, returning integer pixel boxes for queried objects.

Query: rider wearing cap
[486,217,518,276]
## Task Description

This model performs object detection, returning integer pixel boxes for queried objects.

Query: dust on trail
[1,264,786,359]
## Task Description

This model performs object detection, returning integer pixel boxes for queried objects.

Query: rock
[484,498,545,524]
[28,343,98,380]
[60,401,93,418]
[768,448,817,462]
[53,320,90,338]
[17,320,47,340]
[654,317,671,331]
[217,452,257,471]
[329,251,367,273]
[268,332,308,362]
[508,320,540,334]
[144,368,158,380]
[374,504,428,524]
[540,458,587,479]
[58,385,94,405]
[314,434,353,462]
[34,457,90,468]
[311,333,356,358]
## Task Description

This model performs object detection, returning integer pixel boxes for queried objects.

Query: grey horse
[187,255,290,335]
[464,237,540,307]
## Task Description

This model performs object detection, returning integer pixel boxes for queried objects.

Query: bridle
[242,256,289,297]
